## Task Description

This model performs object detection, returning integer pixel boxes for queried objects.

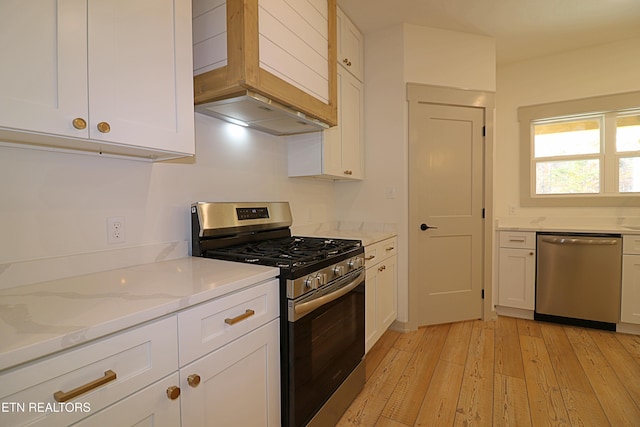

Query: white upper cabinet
[337,7,364,81]
[0,0,195,161]
[288,67,363,180]
[287,7,364,180]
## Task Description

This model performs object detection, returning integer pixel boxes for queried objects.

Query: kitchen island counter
[0,257,278,371]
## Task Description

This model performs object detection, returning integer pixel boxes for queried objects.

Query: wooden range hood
[193,0,338,134]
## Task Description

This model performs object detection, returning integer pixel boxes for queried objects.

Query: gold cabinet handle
[166,386,181,400]
[343,58,352,67]
[187,374,201,388]
[224,309,255,326]
[378,265,386,272]
[72,118,87,130]
[97,121,111,133]
[343,170,353,175]
[385,246,395,251]
[365,255,376,261]
[53,370,116,402]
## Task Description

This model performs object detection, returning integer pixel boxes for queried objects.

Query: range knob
[348,257,362,270]
[304,275,320,290]
[333,265,345,276]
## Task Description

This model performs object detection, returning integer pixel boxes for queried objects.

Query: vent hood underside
[194,91,330,136]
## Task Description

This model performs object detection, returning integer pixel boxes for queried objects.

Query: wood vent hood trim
[193,0,338,130]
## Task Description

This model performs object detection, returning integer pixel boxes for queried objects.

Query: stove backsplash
[0,115,336,288]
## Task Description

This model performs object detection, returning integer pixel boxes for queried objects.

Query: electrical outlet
[107,217,126,244]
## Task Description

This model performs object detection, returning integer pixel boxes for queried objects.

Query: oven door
[284,269,365,427]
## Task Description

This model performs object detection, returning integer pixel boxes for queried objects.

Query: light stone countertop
[0,257,278,371]
[293,222,397,247]
[496,217,640,234]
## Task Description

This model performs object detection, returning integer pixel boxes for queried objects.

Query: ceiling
[336,0,640,64]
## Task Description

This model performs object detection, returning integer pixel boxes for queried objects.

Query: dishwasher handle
[540,236,619,246]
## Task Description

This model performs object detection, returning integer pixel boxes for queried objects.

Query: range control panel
[236,207,269,220]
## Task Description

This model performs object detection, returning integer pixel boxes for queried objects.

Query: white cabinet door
[339,67,364,179]
[498,248,535,310]
[71,373,181,427]
[622,254,640,324]
[87,0,194,153]
[377,255,397,332]
[365,266,379,353]
[180,320,280,427]
[337,7,363,81]
[0,0,88,138]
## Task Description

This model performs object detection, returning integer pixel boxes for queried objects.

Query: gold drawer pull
[53,370,116,402]
[225,309,255,325]
[343,170,353,175]
[378,265,386,272]
[365,255,376,261]
[385,246,395,251]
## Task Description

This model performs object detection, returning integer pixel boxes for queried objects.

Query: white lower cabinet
[72,373,181,427]
[0,317,178,427]
[177,278,281,426]
[1,279,280,427]
[179,320,280,427]
[497,231,536,311]
[622,235,640,324]
[365,237,398,353]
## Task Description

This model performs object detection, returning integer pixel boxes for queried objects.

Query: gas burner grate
[204,236,361,270]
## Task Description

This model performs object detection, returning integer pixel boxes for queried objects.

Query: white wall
[404,24,496,92]
[0,114,334,267]
[334,24,496,324]
[495,36,640,221]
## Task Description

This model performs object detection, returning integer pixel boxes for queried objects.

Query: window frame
[518,91,640,207]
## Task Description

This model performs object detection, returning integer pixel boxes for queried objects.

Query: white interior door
[409,102,484,326]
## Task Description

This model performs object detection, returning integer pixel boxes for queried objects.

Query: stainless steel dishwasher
[535,232,622,331]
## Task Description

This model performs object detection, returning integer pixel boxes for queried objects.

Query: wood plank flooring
[337,317,640,426]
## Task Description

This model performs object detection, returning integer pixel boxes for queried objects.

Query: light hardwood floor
[337,317,640,426]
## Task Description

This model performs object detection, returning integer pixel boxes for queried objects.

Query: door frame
[406,83,495,330]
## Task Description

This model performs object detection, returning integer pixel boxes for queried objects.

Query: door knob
[420,223,438,231]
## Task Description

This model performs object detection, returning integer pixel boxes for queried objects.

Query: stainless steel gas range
[191,202,365,427]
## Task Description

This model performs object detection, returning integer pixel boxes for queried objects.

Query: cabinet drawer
[499,231,536,249]
[364,237,397,268]
[0,317,178,427]
[72,373,181,427]
[177,279,279,366]
[623,235,640,255]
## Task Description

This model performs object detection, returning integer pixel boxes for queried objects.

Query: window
[518,91,640,207]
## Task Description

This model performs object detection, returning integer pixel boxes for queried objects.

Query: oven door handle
[294,270,365,318]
